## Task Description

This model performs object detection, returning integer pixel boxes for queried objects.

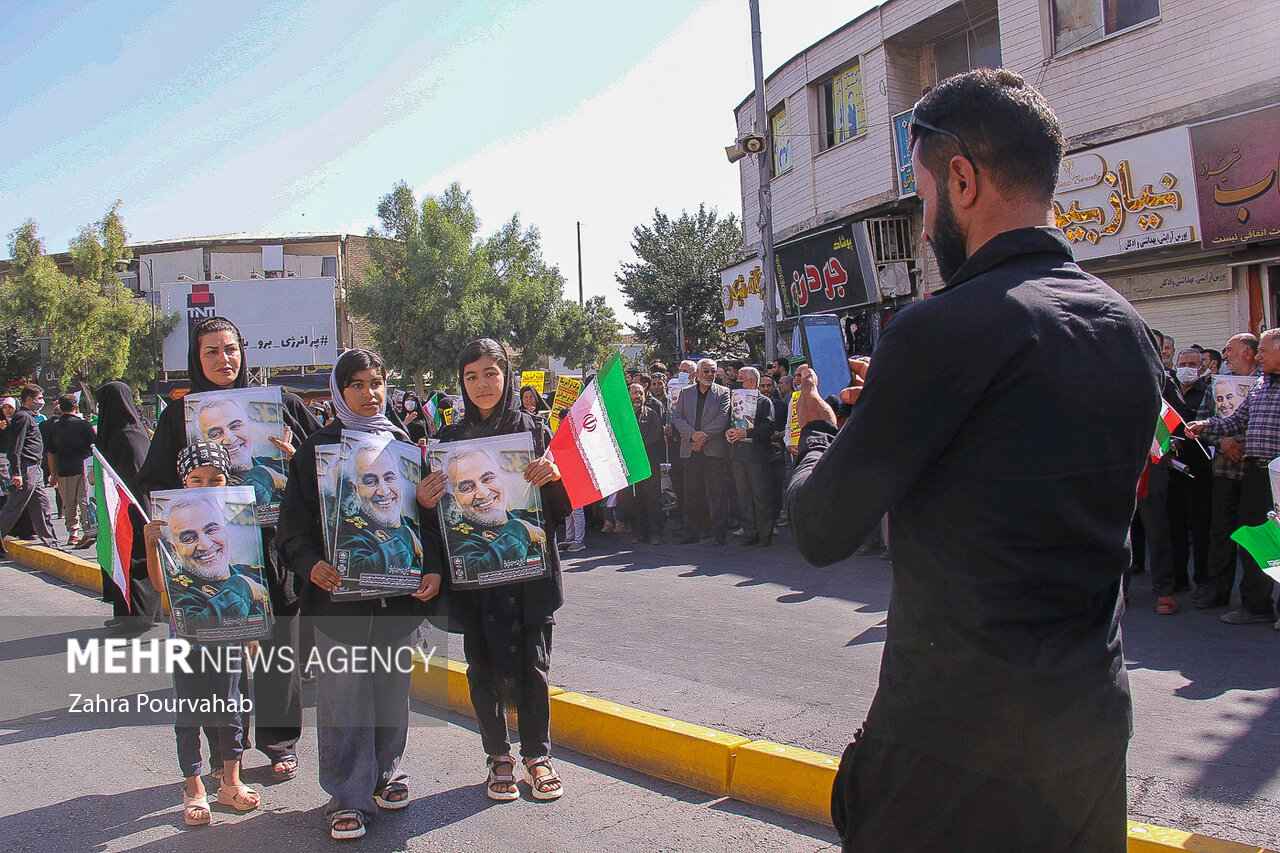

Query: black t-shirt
[47,414,97,477]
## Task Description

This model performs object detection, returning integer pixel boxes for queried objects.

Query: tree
[0,204,162,407]
[544,296,620,373]
[351,181,600,389]
[616,205,743,362]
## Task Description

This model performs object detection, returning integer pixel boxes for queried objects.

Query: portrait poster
[1210,374,1258,419]
[151,486,272,642]
[331,431,424,598]
[314,445,341,559]
[731,389,759,430]
[184,386,288,525]
[426,432,548,591]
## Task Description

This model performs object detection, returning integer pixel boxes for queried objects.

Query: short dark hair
[648,361,668,375]
[57,394,77,412]
[910,68,1065,203]
[728,359,744,370]
[335,348,387,390]
[1151,329,1165,345]
[20,384,42,403]
[1206,348,1223,365]
[635,372,651,388]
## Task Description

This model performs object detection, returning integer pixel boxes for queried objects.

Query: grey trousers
[314,627,413,820]
[0,465,57,547]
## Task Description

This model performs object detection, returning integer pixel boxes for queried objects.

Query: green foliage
[546,296,620,372]
[1,204,162,405]
[616,205,743,362]
[351,181,618,384]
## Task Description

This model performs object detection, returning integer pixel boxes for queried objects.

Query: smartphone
[798,313,853,402]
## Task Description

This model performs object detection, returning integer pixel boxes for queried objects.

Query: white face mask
[1176,367,1201,385]
[404,400,417,410]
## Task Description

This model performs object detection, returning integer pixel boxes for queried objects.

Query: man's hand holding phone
[795,358,869,429]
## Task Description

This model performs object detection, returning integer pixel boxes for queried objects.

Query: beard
[226,437,252,471]
[362,494,402,527]
[461,501,509,527]
[183,548,231,583]
[928,181,969,284]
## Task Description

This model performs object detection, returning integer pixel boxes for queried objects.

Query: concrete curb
[7,541,1274,851]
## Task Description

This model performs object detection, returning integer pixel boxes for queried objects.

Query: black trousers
[630,474,663,539]
[682,452,729,540]
[831,729,1127,853]
[253,605,303,763]
[464,624,552,759]
[1203,475,1244,603]
[1137,462,1175,596]
[1235,466,1278,617]
[1167,467,1211,588]
[731,457,773,540]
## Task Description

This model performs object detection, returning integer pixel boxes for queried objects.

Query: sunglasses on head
[909,107,979,175]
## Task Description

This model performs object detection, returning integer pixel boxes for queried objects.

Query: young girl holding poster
[416,338,571,802]
[142,440,260,826]
[276,349,442,840]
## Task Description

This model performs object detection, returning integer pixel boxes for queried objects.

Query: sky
[0,0,879,326]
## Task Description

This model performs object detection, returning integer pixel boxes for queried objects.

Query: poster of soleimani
[151,486,273,642]
[330,431,425,598]
[1210,374,1259,419]
[184,387,288,525]
[426,432,548,590]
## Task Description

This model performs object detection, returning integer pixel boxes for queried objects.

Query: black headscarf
[93,381,151,495]
[187,316,248,391]
[452,339,525,439]
[520,385,549,414]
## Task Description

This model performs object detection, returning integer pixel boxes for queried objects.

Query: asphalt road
[3,501,1279,850]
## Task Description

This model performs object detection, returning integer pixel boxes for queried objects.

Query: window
[935,18,1002,81]
[321,255,338,278]
[1052,0,1159,54]
[770,106,792,176]
[819,60,867,151]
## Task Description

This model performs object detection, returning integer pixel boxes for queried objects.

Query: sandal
[216,783,260,812]
[374,780,409,810]
[271,755,299,781]
[331,810,366,840]
[523,756,563,801]
[486,755,519,801]
[181,788,211,826]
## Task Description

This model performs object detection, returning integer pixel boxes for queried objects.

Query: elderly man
[727,367,775,546]
[1192,333,1260,609]
[787,70,1160,850]
[671,358,731,544]
[444,448,543,579]
[193,397,289,510]
[1187,328,1280,626]
[339,445,422,579]
[166,497,269,632]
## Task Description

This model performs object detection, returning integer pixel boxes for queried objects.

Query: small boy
[143,440,260,826]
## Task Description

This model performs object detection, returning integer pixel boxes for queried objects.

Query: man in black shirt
[0,384,59,554]
[787,70,1161,851]
[46,394,96,546]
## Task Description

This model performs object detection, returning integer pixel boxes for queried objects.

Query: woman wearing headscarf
[416,339,571,802]
[92,381,162,632]
[398,391,428,444]
[277,348,442,840]
[137,315,321,782]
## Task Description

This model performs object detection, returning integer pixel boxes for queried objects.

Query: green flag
[1230,520,1280,583]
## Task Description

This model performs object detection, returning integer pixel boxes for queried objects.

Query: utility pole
[749,0,778,363]
[577,221,586,380]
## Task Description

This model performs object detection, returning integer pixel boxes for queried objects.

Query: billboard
[1051,127,1201,262]
[775,223,878,318]
[1189,103,1280,248]
[158,277,338,370]
[719,256,782,333]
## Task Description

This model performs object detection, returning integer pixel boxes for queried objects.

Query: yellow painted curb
[408,654,565,723]
[729,740,838,825]
[550,691,749,795]
[1127,821,1274,852]
[8,540,103,592]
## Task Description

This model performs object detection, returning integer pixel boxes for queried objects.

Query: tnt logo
[186,284,216,338]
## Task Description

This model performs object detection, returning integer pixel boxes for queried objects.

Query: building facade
[730,0,1280,355]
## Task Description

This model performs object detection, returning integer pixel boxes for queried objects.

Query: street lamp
[114,258,158,397]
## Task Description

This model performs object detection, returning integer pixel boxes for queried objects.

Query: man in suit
[671,358,731,545]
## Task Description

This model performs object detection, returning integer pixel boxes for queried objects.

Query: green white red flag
[548,353,652,509]
[1150,399,1183,462]
[92,447,148,610]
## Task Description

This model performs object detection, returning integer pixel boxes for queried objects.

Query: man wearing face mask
[786,70,1161,851]
[1167,349,1213,599]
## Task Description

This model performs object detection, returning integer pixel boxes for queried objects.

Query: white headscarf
[328,351,407,438]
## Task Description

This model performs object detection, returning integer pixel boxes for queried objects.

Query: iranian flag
[423,393,444,430]
[92,447,148,610]
[1150,399,1184,462]
[549,353,652,509]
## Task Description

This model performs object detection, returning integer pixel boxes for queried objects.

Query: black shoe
[740,536,761,546]
[103,618,124,629]
[109,618,151,635]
